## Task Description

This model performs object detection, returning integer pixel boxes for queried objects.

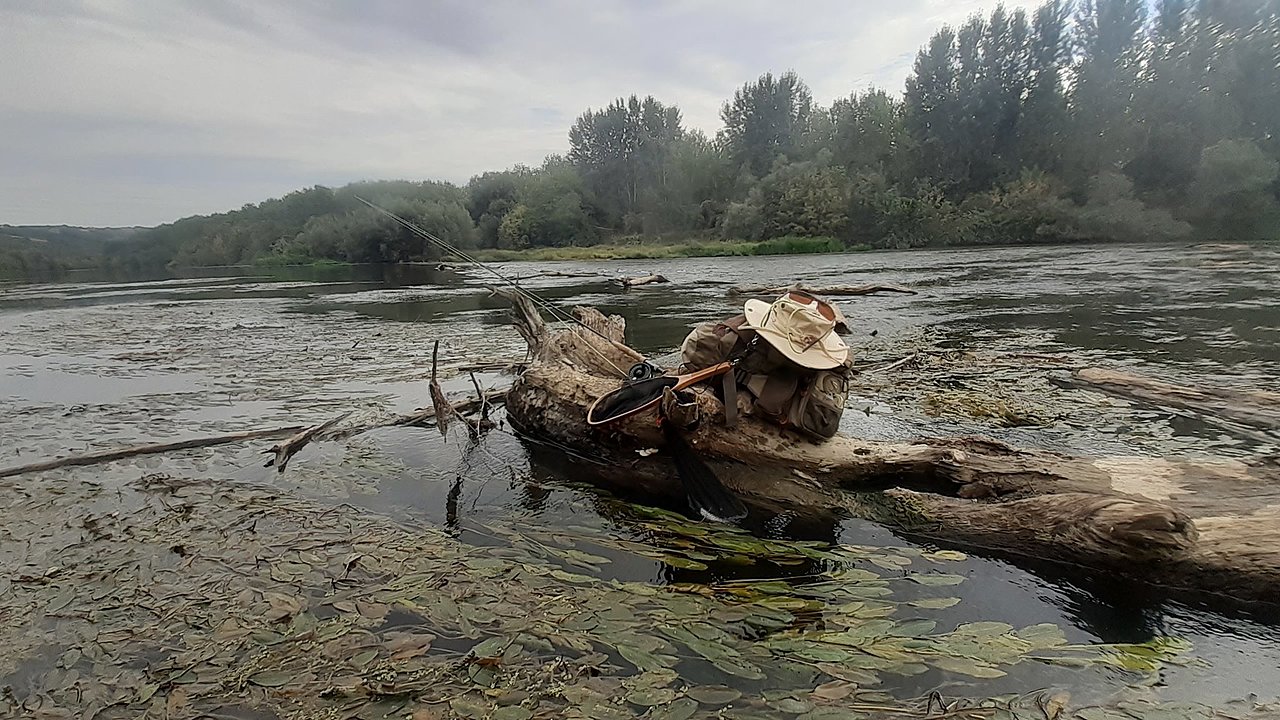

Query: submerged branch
[728,282,918,297]
[0,391,508,481]
[0,426,305,480]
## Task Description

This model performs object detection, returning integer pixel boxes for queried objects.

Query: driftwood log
[499,290,1280,605]
[728,282,918,297]
[618,274,669,289]
[1073,366,1280,434]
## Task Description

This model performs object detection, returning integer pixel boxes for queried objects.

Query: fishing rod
[353,196,630,376]
[354,197,745,521]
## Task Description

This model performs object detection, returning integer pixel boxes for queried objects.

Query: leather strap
[721,368,738,428]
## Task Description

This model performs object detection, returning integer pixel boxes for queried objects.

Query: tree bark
[498,291,1280,605]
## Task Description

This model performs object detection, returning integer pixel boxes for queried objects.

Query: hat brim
[742,299,848,370]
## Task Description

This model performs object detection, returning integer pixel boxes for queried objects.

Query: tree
[1191,139,1280,239]
[568,95,683,228]
[719,71,814,177]
[506,165,597,247]
[753,158,850,239]
[467,169,531,248]
[1020,0,1071,174]
[1065,0,1148,188]
[904,28,962,188]
[828,89,906,179]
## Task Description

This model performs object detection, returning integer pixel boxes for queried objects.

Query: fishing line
[353,196,630,377]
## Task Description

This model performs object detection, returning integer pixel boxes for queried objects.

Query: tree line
[59,0,1280,270]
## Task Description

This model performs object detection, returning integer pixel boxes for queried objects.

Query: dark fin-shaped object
[588,375,679,424]
[662,421,748,523]
[587,362,735,426]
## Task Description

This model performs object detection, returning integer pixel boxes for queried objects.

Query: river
[1,242,1278,719]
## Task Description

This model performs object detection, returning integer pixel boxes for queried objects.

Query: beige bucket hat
[742,290,849,370]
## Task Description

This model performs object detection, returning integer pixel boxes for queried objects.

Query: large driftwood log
[728,282,918,297]
[499,290,1280,604]
[1073,366,1280,433]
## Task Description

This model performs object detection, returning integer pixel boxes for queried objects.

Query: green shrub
[751,236,844,255]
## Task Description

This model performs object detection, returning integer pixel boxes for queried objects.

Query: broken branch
[264,411,354,472]
[429,340,455,437]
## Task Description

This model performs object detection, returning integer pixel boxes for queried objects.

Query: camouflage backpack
[680,315,850,440]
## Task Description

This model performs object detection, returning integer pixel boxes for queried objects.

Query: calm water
[2,242,1279,711]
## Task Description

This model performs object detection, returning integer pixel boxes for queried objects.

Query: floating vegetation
[5,267,1280,720]
[3,470,1244,720]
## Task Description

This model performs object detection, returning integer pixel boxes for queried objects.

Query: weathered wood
[0,426,305,479]
[1073,366,1280,433]
[2,392,507,480]
[619,274,669,289]
[499,292,1280,604]
[728,282,918,297]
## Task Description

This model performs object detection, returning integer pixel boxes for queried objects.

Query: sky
[1,0,1035,227]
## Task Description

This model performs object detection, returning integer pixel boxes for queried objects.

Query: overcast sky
[1,0,1033,227]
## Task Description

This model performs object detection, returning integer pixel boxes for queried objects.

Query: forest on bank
[4,0,1279,276]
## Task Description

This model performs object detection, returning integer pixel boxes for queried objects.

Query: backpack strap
[721,368,738,428]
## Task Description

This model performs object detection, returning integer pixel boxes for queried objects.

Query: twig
[389,389,508,430]
[0,426,305,480]
[874,352,920,374]
[468,372,489,422]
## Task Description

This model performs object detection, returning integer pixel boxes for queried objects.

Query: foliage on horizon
[9,0,1279,274]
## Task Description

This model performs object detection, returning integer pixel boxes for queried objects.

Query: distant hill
[0,224,143,278]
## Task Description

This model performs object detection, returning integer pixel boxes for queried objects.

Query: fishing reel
[627,361,663,383]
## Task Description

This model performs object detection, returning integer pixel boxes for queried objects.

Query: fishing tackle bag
[679,316,850,440]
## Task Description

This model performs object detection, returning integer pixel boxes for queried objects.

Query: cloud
[0,0,1034,226]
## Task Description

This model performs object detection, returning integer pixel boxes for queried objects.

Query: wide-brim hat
[742,291,849,370]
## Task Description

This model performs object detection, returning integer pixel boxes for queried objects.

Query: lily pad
[46,588,75,613]
[930,655,1008,678]
[626,687,677,707]
[248,670,294,687]
[650,698,699,720]
[1016,623,1068,649]
[815,663,880,685]
[686,685,743,706]
[617,644,676,672]
[491,707,534,720]
[909,597,962,609]
[907,573,966,586]
[771,697,815,714]
[661,555,709,571]
[811,680,857,700]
